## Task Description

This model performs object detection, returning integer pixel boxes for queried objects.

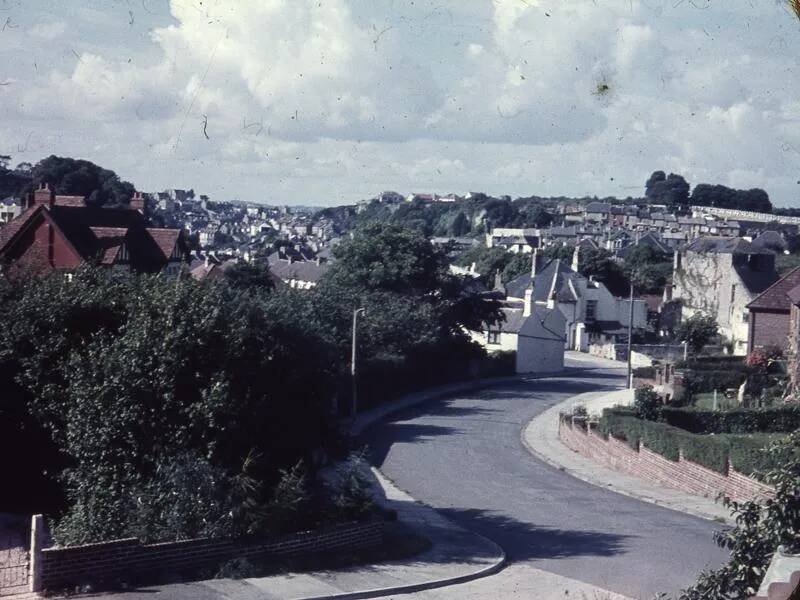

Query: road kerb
[520,389,735,526]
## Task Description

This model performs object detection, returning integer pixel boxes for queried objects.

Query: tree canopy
[645,171,690,207]
[690,183,772,213]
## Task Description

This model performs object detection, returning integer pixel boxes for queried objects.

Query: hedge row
[681,369,749,397]
[674,356,746,370]
[599,407,781,477]
[660,405,800,434]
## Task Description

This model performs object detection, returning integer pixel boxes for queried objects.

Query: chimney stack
[547,287,557,310]
[29,182,55,209]
[531,247,539,278]
[571,245,580,272]
[130,191,145,213]
[523,287,533,317]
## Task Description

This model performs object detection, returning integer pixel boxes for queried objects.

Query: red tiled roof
[0,205,41,252]
[54,195,86,207]
[145,228,181,261]
[90,227,128,265]
[747,267,800,311]
[0,204,185,273]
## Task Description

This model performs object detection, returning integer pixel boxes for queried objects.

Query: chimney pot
[30,182,55,209]
[523,288,533,317]
[130,191,145,213]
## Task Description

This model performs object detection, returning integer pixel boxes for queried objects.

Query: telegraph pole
[627,281,634,389]
[351,307,366,421]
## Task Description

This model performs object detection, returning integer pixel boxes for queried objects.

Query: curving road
[363,354,728,599]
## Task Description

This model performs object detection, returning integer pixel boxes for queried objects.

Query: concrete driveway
[362,354,728,600]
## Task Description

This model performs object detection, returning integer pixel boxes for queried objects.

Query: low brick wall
[38,519,384,591]
[559,418,773,503]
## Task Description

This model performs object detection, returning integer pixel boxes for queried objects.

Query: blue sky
[1,0,799,206]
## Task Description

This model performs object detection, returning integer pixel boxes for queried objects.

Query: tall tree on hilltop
[28,155,135,207]
[645,171,690,208]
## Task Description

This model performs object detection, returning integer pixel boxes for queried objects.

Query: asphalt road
[362,356,729,600]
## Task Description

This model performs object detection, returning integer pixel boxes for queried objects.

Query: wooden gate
[0,519,29,597]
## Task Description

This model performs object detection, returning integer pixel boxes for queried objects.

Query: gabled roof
[683,236,772,255]
[585,202,611,213]
[268,258,328,283]
[489,304,565,342]
[751,230,787,253]
[0,203,186,272]
[747,267,800,311]
[505,258,583,303]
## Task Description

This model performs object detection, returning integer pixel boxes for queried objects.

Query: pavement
[362,353,729,600]
[522,381,734,525]
[79,465,505,600]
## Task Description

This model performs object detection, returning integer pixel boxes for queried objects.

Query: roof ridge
[746,266,800,309]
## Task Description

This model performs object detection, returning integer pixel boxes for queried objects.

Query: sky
[1,0,800,206]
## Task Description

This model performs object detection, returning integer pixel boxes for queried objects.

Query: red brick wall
[559,419,773,503]
[4,216,82,274]
[39,519,384,591]
[751,310,790,351]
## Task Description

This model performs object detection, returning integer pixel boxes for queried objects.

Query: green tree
[0,269,333,543]
[502,252,533,283]
[677,313,719,353]
[517,204,553,228]
[624,245,672,294]
[691,184,772,213]
[680,433,800,599]
[645,171,690,207]
[223,260,275,291]
[579,247,629,297]
[450,211,470,236]
[27,155,136,207]
[454,246,511,278]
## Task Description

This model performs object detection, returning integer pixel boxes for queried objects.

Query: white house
[485,227,542,253]
[0,197,22,223]
[470,292,566,374]
[672,236,778,354]
[505,249,647,351]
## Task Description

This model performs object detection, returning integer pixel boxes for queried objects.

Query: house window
[730,284,736,305]
[585,300,598,323]
[487,330,500,345]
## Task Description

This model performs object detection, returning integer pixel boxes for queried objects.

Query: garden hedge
[680,369,749,397]
[599,407,781,477]
[660,405,800,434]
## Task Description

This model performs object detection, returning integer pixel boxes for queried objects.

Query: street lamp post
[351,307,366,421]
[627,282,634,389]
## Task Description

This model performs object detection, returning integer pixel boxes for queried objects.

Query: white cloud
[1,0,799,205]
[28,21,66,40]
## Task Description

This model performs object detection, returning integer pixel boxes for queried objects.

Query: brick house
[746,267,800,353]
[0,183,189,277]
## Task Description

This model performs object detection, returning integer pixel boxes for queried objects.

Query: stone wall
[559,418,772,503]
[36,519,384,592]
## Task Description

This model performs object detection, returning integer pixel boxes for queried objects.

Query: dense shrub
[599,408,781,476]
[632,366,655,380]
[660,405,800,434]
[681,369,749,398]
[634,385,662,421]
[680,433,800,599]
[0,223,501,545]
[674,356,746,370]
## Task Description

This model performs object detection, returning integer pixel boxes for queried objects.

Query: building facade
[672,237,778,355]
